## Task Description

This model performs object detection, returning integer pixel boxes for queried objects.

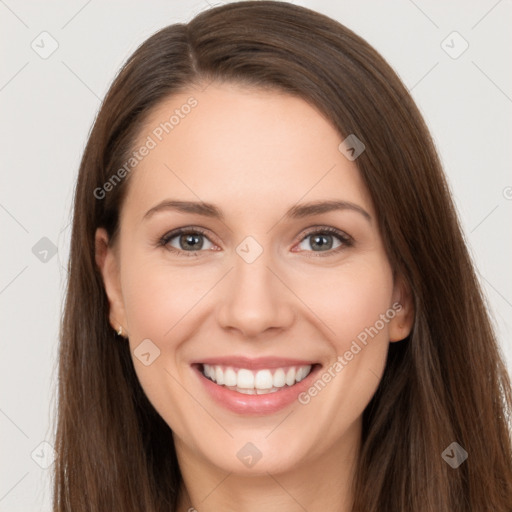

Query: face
[95,82,413,476]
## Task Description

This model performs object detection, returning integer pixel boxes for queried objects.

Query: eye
[157,227,215,257]
[157,225,353,258]
[294,226,353,257]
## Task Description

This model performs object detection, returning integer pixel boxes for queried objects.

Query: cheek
[291,264,394,449]
[292,257,395,348]
[121,255,212,342]
[119,257,206,432]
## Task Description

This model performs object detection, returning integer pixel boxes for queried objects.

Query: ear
[388,273,415,342]
[94,227,128,336]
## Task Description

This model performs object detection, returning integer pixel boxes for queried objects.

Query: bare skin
[95,82,414,512]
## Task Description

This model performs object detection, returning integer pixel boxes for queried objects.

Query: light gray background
[1,1,511,510]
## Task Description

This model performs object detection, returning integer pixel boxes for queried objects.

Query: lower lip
[193,364,321,415]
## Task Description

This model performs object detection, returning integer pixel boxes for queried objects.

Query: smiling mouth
[198,363,316,395]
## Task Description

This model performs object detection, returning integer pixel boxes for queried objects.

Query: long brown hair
[52,1,512,510]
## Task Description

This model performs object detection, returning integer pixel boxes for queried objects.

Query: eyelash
[156,226,353,258]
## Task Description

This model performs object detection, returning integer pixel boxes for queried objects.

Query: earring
[116,325,123,337]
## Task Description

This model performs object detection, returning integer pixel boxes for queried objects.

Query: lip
[191,360,322,415]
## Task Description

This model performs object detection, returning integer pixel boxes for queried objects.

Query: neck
[175,419,361,512]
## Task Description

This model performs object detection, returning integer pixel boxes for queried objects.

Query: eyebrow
[143,199,372,223]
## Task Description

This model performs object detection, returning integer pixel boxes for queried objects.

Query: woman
[53,1,512,511]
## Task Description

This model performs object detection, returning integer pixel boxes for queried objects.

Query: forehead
[122,82,374,221]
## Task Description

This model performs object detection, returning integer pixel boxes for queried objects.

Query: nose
[216,249,296,339]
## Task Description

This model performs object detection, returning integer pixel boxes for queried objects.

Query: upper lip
[192,356,319,370]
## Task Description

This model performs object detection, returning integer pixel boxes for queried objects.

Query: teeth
[273,368,286,387]
[285,367,296,386]
[254,369,273,389]
[202,364,313,393]
[224,367,237,387]
[237,369,254,389]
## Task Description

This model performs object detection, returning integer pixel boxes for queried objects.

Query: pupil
[312,234,332,251]
[182,234,202,250]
